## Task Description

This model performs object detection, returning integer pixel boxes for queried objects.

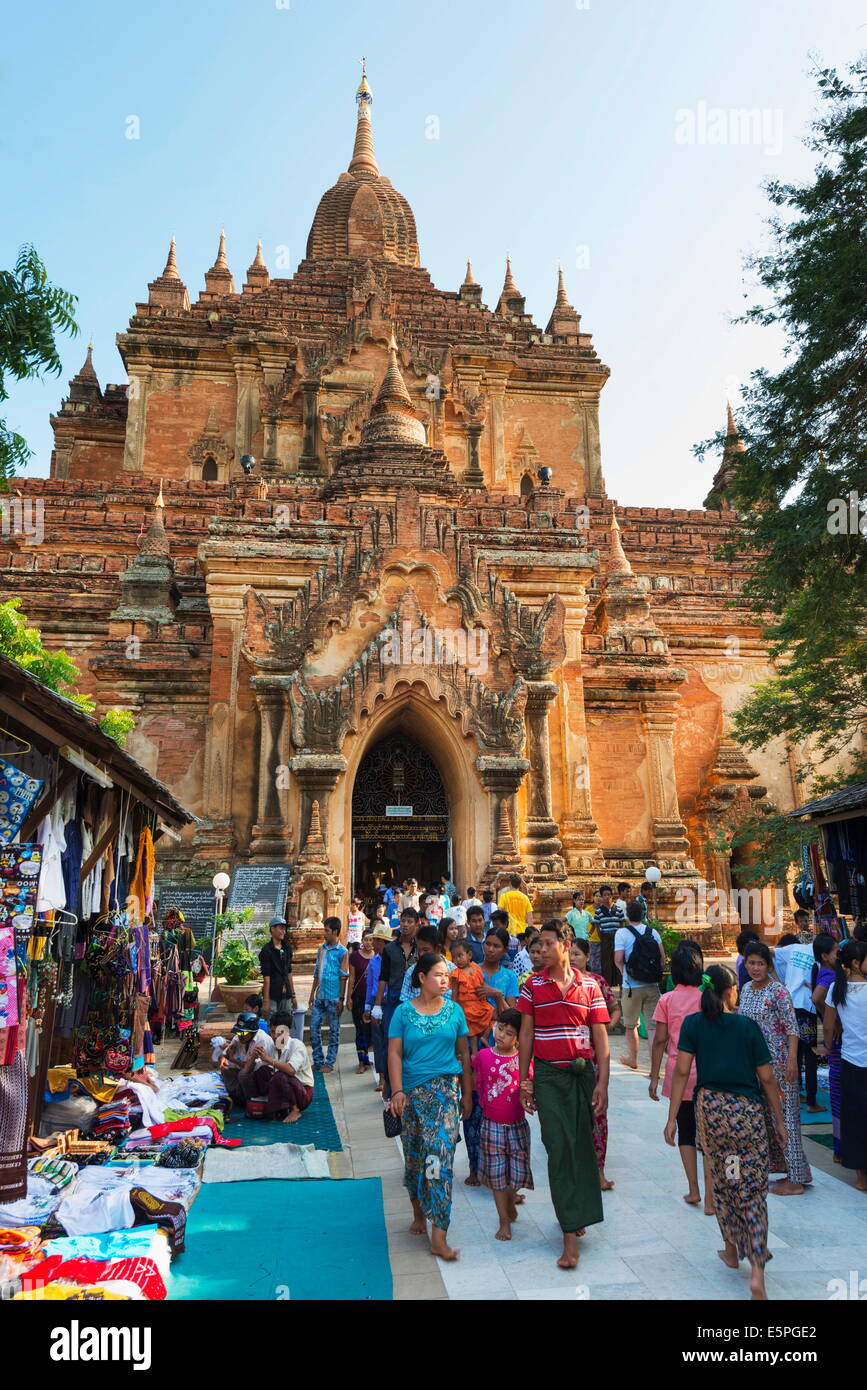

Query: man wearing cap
[363,922,395,1091]
[259,917,296,1019]
[218,1013,277,1103]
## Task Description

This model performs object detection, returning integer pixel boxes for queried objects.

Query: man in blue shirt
[309,916,349,1072]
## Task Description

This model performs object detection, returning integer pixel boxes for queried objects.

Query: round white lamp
[644,864,661,920]
[209,872,232,1002]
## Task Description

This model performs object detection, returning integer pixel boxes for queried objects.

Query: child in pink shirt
[649,941,710,1211]
[473,1008,534,1241]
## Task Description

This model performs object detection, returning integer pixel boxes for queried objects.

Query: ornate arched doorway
[351,732,450,894]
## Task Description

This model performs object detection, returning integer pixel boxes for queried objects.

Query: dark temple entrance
[352,732,450,895]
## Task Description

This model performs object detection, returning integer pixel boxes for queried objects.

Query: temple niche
[7,65,811,947]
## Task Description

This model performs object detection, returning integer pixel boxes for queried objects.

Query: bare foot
[600,1174,615,1191]
[770,1179,805,1195]
[430,1236,460,1261]
[513,1192,525,1205]
[619,1056,638,1070]
[855,1172,867,1192]
[409,1218,427,1235]
[683,1191,702,1206]
[750,1267,767,1300]
[322,1065,334,1073]
[805,1103,824,1114]
[282,1108,302,1124]
[495,1223,512,1241]
[374,1081,384,1093]
[833,1154,842,1164]
[557,1232,580,1269]
[354,1062,366,1074]
[717,1247,739,1269]
[464,1172,481,1186]
[704,1204,716,1216]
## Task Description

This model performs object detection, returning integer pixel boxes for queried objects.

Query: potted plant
[213,938,260,1013]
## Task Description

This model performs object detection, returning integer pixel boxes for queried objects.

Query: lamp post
[209,871,231,1003]
[644,864,662,923]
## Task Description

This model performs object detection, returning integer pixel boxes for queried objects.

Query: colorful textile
[739,979,812,1185]
[401,1074,461,1230]
[129,1185,186,1255]
[533,1055,603,1233]
[21,1252,167,1300]
[479,1116,533,1191]
[696,1087,770,1267]
[128,827,155,924]
[518,970,610,1066]
[0,762,43,845]
[147,1117,240,1147]
[0,1051,29,1202]
[590,1058,608,1168]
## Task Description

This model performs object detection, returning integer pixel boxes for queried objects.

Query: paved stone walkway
[324,1032,867,1301]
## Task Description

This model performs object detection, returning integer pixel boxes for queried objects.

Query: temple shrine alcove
[351,731,450,893]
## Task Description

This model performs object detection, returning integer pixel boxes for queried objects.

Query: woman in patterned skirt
[387,953,473,1260]
[571,936,621,1190]
[740,941,812,1194]
[665,964,787,1301]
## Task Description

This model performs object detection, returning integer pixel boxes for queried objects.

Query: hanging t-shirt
[346,910,367,946]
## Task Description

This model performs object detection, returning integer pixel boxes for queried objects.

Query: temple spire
[203,229,235,296]
[546,265,581,340]
[349,59,379,176]
[245,239,270,291]
[462,259,478,287]
[555,264,570,309]
[496,256,525,316]
[608,503,633,577]
[162,238,180,281]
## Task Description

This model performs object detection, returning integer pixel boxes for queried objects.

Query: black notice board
[227,864,292,929]
[155,885,217,937]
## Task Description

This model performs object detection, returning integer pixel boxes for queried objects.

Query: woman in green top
[664,964,787,1301]
[388,952,473,1261]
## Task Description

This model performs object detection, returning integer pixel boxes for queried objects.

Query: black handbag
[383,1105,402,1138]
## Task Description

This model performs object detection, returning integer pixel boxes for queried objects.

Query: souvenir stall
[786,781,867,937]
[0,655,241,1300]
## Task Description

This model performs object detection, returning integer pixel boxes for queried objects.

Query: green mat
[806,1132,835,1151]
[224,1070,342,1151]
[169,1178,391,1300]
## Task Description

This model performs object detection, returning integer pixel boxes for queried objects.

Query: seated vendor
[252,1010,315,1123]
[218,1012,276,1102]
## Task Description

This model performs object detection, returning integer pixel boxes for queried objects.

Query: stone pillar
[522,681,566,880]
[487,380,507,487]
[289,754,347,855]
[297,380,321,478]
[477,755,530,888]
[123,365,152,472]
[641,699,691,859]
[234,363,260,462]
[193,610,243,862]
[250,678,293,860]
[463,421,485,489]
[557,593,604,873]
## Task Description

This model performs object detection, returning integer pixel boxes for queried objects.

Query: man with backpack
[614,900,664,1071]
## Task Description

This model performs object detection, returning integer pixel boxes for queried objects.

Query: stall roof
[0,653,194,827]
[785,780,867,824]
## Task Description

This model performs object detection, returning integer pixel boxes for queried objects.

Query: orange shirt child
[449,951,495,1038]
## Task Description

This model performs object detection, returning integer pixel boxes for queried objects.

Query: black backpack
[624,924,661,984]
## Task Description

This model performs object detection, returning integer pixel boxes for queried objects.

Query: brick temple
[4,69,800,939]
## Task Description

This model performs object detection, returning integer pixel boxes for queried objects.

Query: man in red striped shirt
[518,918,610,1269]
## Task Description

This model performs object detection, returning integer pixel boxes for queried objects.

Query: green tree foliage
[696,60,867,784]
[0,244,78,482]
[0,598,136,747]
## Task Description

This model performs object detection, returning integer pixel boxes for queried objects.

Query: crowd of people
[214,876,867,1298]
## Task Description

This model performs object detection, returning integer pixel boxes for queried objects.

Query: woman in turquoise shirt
[388,953,472,1260]
[480,926,520,1018]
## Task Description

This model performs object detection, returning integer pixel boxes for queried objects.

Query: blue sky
[2,0,863,506]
